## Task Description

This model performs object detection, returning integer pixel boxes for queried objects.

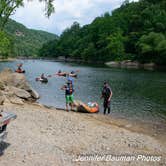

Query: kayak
[15,70,25,73]
[36,77,48,83]
[74,100,99,113]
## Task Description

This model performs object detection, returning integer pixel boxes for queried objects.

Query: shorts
[103,99,111,108]
[66,94,74,104]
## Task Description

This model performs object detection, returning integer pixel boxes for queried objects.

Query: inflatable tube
[69,73,77,78]
[15,70,25,73]
[56,73,67,77]
[36,77,48,83]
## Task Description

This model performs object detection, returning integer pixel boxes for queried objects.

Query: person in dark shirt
[101,82,112,114]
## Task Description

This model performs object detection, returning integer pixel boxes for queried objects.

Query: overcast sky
[11,0,138,35]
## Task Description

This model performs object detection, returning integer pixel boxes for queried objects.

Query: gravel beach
[0,102,165,166]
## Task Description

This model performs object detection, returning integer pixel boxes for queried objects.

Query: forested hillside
[39,0,166,65]
[0,19,57,57]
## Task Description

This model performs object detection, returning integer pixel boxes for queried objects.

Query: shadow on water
[0,142,10,156]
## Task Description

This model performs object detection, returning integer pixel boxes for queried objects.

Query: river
[0,59,166,124]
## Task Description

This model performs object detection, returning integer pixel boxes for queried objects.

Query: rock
[120,60,140,69]
[9,97,24,105]
[3,96,11,105]
[28,88,40,99]
[0,91,5,105]
[105,61,120,67]
[0,68,13,74]
[0,81,5,90]
[143,63,155,70]
[9,86,31,99]
[0,105,3,112]
[0,96,5,105]
[0,68,39,101]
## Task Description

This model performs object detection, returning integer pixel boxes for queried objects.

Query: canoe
[74,100,99,113]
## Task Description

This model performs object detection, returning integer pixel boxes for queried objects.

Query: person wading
[101,81,112,114]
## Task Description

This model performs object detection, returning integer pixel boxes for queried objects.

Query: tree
[0,30,13,57]
[0,0,55,30]
[107,31,125,60]
[136,32,166,63]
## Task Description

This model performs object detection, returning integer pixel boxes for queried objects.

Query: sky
[11,0,138,35]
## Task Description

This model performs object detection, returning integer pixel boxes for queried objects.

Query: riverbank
[17,56,166,71]
[0,68,166,165]
[0,57,16,62]
[0,102,165,166]
[105,60,166,71]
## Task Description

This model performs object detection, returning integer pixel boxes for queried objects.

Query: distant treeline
[0,19,57,58]
[39,0,166,65]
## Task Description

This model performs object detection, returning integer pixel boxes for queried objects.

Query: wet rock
[120,60,140,69]
[28,88,40,99]
[105,61,120,67]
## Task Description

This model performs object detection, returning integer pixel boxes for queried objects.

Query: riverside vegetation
[39,0,166,66]
[0,0,166,66]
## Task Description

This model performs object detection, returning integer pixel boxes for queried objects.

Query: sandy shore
[0,102,165,166]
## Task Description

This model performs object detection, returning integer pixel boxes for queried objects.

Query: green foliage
[107,31,125,60]
[0,30,13,57]
[0,0,55,30]
[4,19,57,57]
[39,0,166,65]
[137,32,166,64]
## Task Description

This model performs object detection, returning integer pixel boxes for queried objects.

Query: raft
[74,100,99,113]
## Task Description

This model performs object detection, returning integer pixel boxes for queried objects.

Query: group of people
[16,63,113,114]
[61,76,113,114]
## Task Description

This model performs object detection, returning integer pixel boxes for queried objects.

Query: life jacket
[66,84,74,95]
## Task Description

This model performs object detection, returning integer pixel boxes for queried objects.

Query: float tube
[36,77,48,83]
[15,69,25,73]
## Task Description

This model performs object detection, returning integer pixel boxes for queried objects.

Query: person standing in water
[101,81,112,114]
[61,81,74,112]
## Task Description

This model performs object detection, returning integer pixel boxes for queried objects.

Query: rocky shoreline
[105,60,157,70]
[0,68,166,165]
[0,68,39,107]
